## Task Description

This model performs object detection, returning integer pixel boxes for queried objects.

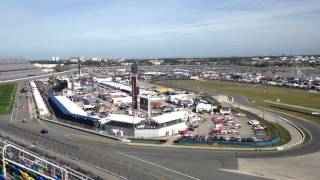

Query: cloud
[0,0,319,58]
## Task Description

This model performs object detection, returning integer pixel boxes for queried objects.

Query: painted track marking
[117,151,201,180]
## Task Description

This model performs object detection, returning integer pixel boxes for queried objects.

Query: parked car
[233,123,242,128]
[40,129,48,134]
[253,125,266,131]
[235,113,246,117]
[248,120,260,125]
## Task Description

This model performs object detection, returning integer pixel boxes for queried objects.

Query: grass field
[0,83,17,114]
[154,80,320,124]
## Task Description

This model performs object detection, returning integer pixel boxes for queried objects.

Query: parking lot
[181,109,272,143]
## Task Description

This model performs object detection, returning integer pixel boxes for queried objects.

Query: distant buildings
[50,57,60,61]
[69,56,84,63]
[149,59,164,65]
[90,57,102,62]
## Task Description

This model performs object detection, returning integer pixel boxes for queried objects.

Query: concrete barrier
[39,117,121,141]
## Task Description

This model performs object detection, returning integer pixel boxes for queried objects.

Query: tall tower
[131,62,139,115]
[131,62,139,137]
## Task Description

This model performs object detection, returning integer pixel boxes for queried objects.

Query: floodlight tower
[131,62,139,136]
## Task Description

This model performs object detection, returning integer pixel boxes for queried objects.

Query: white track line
[117,151,201,180]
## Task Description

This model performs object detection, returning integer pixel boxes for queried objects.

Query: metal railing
[0,124,173,180]
[0,139,93,180]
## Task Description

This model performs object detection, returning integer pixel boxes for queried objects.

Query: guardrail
[268,113,305,150]
[232,100,305,150]
[175,136,280,147]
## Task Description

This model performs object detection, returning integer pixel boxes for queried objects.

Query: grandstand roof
[51,96,87,116]
[100,81,155,95]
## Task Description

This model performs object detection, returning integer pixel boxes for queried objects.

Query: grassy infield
[0,83,16,115]
[155,80,320,124]
[154,80,319,146]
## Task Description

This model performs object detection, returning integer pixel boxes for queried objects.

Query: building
[90,57,102,62]
[48,95,100,125]
[30,81,50,117]
[104,114,146,136]
[135,111,189,138]
[50,57,60,61]
[196,103,216,113]
[149,59,164,65]
[69,56,84,63]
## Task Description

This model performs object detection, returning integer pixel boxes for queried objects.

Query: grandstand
[0,138,94,180]
[0,59,44,81]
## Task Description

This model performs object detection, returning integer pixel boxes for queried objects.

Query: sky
[0,0,320,59]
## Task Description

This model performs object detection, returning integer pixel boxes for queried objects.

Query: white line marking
[117,151,201,180]
[12,84,20,122]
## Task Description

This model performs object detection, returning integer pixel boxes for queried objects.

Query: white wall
[135,129,159,138]
[135,122,187,138]
[158,122,187,136]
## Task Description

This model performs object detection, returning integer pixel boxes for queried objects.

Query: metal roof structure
[151,111,188,124]
[30,81,50,116]
[100,81,155,95]
[49,95,99,124]
[106,114,145,125]
[53,96,87,116]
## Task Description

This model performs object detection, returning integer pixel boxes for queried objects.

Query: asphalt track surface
[0,78,319,179]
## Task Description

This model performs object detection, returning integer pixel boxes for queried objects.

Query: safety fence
[175,136,280,147]
[0,124,173,180]
[127,138,167,143]
[0,139,94,180]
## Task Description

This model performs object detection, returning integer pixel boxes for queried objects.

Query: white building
[50,57,60,61]
[69,56,84,63]
[149,59,164,65]
[135,111,188,138]
[196,103,216,112]
[220,107,231,115]
[90,57,102,62]
[111,96,132,105]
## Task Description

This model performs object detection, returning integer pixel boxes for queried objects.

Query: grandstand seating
[0,139,92,180]
[0,59,44,81]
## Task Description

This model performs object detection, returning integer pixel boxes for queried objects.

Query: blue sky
[0,0,319,59]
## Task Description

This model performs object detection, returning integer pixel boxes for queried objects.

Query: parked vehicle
[233,123,242,128]
[253,125,266,131]
[235,113,246,117]
[40,129,48,134]
[248,120,260,125]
